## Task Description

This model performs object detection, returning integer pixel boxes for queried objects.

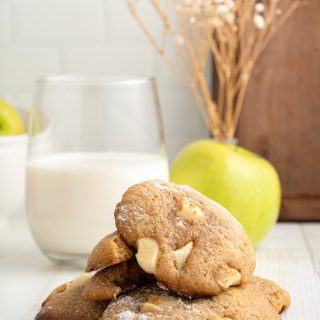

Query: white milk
[26,152,168,256]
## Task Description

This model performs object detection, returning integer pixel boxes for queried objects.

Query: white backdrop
[0,0,208,161]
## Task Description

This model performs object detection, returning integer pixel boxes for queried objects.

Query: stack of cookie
[36,180,290,320]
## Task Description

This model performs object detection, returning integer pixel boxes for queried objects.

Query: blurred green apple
[0,98,25,135]
[170,140,281,245]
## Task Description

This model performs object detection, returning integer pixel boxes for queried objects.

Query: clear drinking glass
[26,75,168,267]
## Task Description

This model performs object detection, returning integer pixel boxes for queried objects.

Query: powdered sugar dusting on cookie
[176,220,185,228]
[149,179,169,191]
[176,184,194,193]
[118,310,136,320]
[117,204,146,222]
[117,310,148,320]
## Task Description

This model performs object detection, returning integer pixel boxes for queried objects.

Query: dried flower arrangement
[125,0,302,140]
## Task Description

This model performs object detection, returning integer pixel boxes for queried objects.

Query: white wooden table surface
[0,213,320,320]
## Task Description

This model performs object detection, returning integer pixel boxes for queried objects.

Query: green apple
[0,98,25,135]
[170,140,281,245]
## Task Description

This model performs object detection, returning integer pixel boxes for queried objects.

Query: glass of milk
[26,75,169,266]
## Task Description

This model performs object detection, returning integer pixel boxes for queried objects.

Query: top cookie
[115,180,256,296]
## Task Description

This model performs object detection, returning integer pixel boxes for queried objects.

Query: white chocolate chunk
[71,273,92,287]
[177,200,204,222]
[140,302,161,313]
[174,241,193,271]
[216,268,241,290]
[140,295,179,313]
[135,238,159,275]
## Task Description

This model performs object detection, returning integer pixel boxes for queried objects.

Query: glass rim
[36,74,156,86]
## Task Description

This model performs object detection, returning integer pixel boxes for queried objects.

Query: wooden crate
[237,0,320,221]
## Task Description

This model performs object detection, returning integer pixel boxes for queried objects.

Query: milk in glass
[26,152,168,256]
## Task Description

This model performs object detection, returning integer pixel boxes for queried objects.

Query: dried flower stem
[125,0,302,140]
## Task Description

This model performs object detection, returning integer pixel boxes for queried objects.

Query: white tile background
[0,0,208,160]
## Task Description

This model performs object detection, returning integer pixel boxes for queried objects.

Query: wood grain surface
[237,0,320,220]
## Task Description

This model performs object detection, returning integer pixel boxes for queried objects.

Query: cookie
[86,232,134,272]
[82,258,155,302]
[36,257,154,319]
[115,180,256,296]
[102,276,290,320]
[35,274,107,320]
[245,276,291,313]
[206,276,290,319]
